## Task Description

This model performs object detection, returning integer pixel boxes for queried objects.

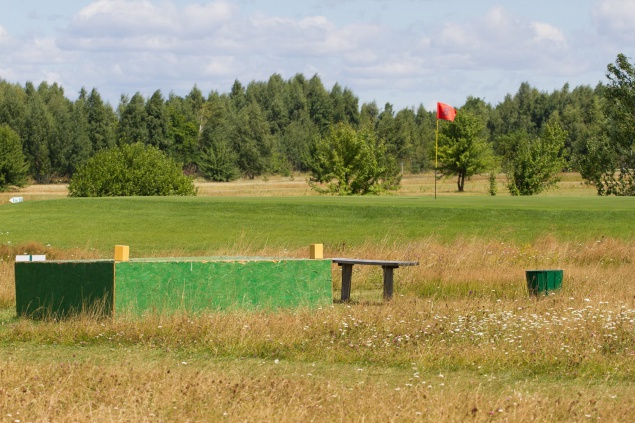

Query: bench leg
[382,266,395,301]
[340,264,353,302]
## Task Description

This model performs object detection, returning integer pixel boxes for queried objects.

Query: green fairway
[0,195,633,255]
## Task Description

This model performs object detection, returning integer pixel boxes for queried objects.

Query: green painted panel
[15,261,115,318]
[115,259,332,314]
[526,269,563,295]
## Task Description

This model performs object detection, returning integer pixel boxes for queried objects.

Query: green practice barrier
[115,259,332,314]
[15,258,332,318]
[15,260,115,318]
[526,269,563,296]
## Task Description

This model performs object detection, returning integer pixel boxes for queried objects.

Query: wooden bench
[331,258,419,301]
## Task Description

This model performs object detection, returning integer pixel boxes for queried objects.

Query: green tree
[342,87,360,127]
[0,125,28,190]
[560,84,607,174]
[286,74,308,121]
[185,85,205,125]
[503,123,567,196]
[40,82,73,177]
[308,123,401,195]
[145,90,169,150]
[166,94,200,170]
[199,140,240,182]
[66,88,93,175]
[86,88,117,152]
[590,53,635,195]
[229,79,246,110]
[279,114,318,172]
[117,92,148,145]
[69,143,196,197]
[437,111,495,192]
[0,80,28,135]
[23,82,53,183]
[231,101,271,179]
[306,74,333,134]
[359,101,379,128]
[411,105,435,173]
[198,96,239,182]
[263,74,289,135]
[392,108,417,164]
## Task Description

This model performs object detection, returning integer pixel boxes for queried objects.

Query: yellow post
[114,245,130,262]
[309,244,323,259]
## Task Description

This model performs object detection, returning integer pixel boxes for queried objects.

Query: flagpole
[435,118,439,200]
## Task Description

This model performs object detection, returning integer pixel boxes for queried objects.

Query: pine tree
[0,125,28,190]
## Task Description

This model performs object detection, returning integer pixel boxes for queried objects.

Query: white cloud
[0,25,10,46]
[426,6,573,74]
[593,0,635,41]
[531,22,567,47]
[70,0,179,36]
[182,2,234,32]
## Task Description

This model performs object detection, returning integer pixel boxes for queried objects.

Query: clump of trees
[586,53,635,196]
[2,53,635,195]
[68,143,196,197]
[0,125,28,191]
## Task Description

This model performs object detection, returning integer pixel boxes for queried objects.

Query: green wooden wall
[15,260,115,318]
[115,259,332,315]
[15,258,332,318]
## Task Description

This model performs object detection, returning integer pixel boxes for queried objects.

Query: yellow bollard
[309,243,323,259]
[114,245,130,262]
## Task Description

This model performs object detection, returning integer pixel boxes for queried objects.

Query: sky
[1,0,634,111]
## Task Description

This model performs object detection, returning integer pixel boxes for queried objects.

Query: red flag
[437,102,456,121]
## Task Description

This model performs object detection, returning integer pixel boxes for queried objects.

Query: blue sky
[1,0,633,111]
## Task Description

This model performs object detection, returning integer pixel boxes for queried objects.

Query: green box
[526,269,563,296]
[15,258,332,318]
[15,260,114,318]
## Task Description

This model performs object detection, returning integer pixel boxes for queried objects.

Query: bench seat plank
[331,258,419,267]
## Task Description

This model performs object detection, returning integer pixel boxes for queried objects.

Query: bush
[308,123,401,195]
[502,123,566,196]
[69,143,196,197]
[0,125,28,191]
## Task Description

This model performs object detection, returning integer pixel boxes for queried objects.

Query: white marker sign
[15,255,46,262]
[9,197,23,203]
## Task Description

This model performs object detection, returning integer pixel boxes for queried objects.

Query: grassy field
[1,173,634,422]
[1,194,634,256]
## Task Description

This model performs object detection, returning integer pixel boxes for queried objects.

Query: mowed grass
[1,175,635,421]
[1,195,634,256]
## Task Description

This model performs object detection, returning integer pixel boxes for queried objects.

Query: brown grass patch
[2,237,635,421]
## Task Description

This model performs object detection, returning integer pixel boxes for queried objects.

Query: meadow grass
[1,236,635,421]
[1,174,634,421]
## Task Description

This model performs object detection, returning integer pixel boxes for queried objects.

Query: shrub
[69,143,196,197]
[502,123,566,196]
[308,123,401,195]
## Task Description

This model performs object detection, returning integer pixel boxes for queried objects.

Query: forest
[1,53,634,195]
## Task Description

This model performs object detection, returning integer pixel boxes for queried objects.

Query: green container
[525,270,563,296]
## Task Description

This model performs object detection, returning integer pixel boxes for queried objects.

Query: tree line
[1,54,634,195]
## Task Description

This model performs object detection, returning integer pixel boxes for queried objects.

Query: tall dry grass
[1,349,633,422]
[2,238,635,421]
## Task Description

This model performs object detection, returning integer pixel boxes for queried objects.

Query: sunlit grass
[1,172,634,421]
[1,194,634,256]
